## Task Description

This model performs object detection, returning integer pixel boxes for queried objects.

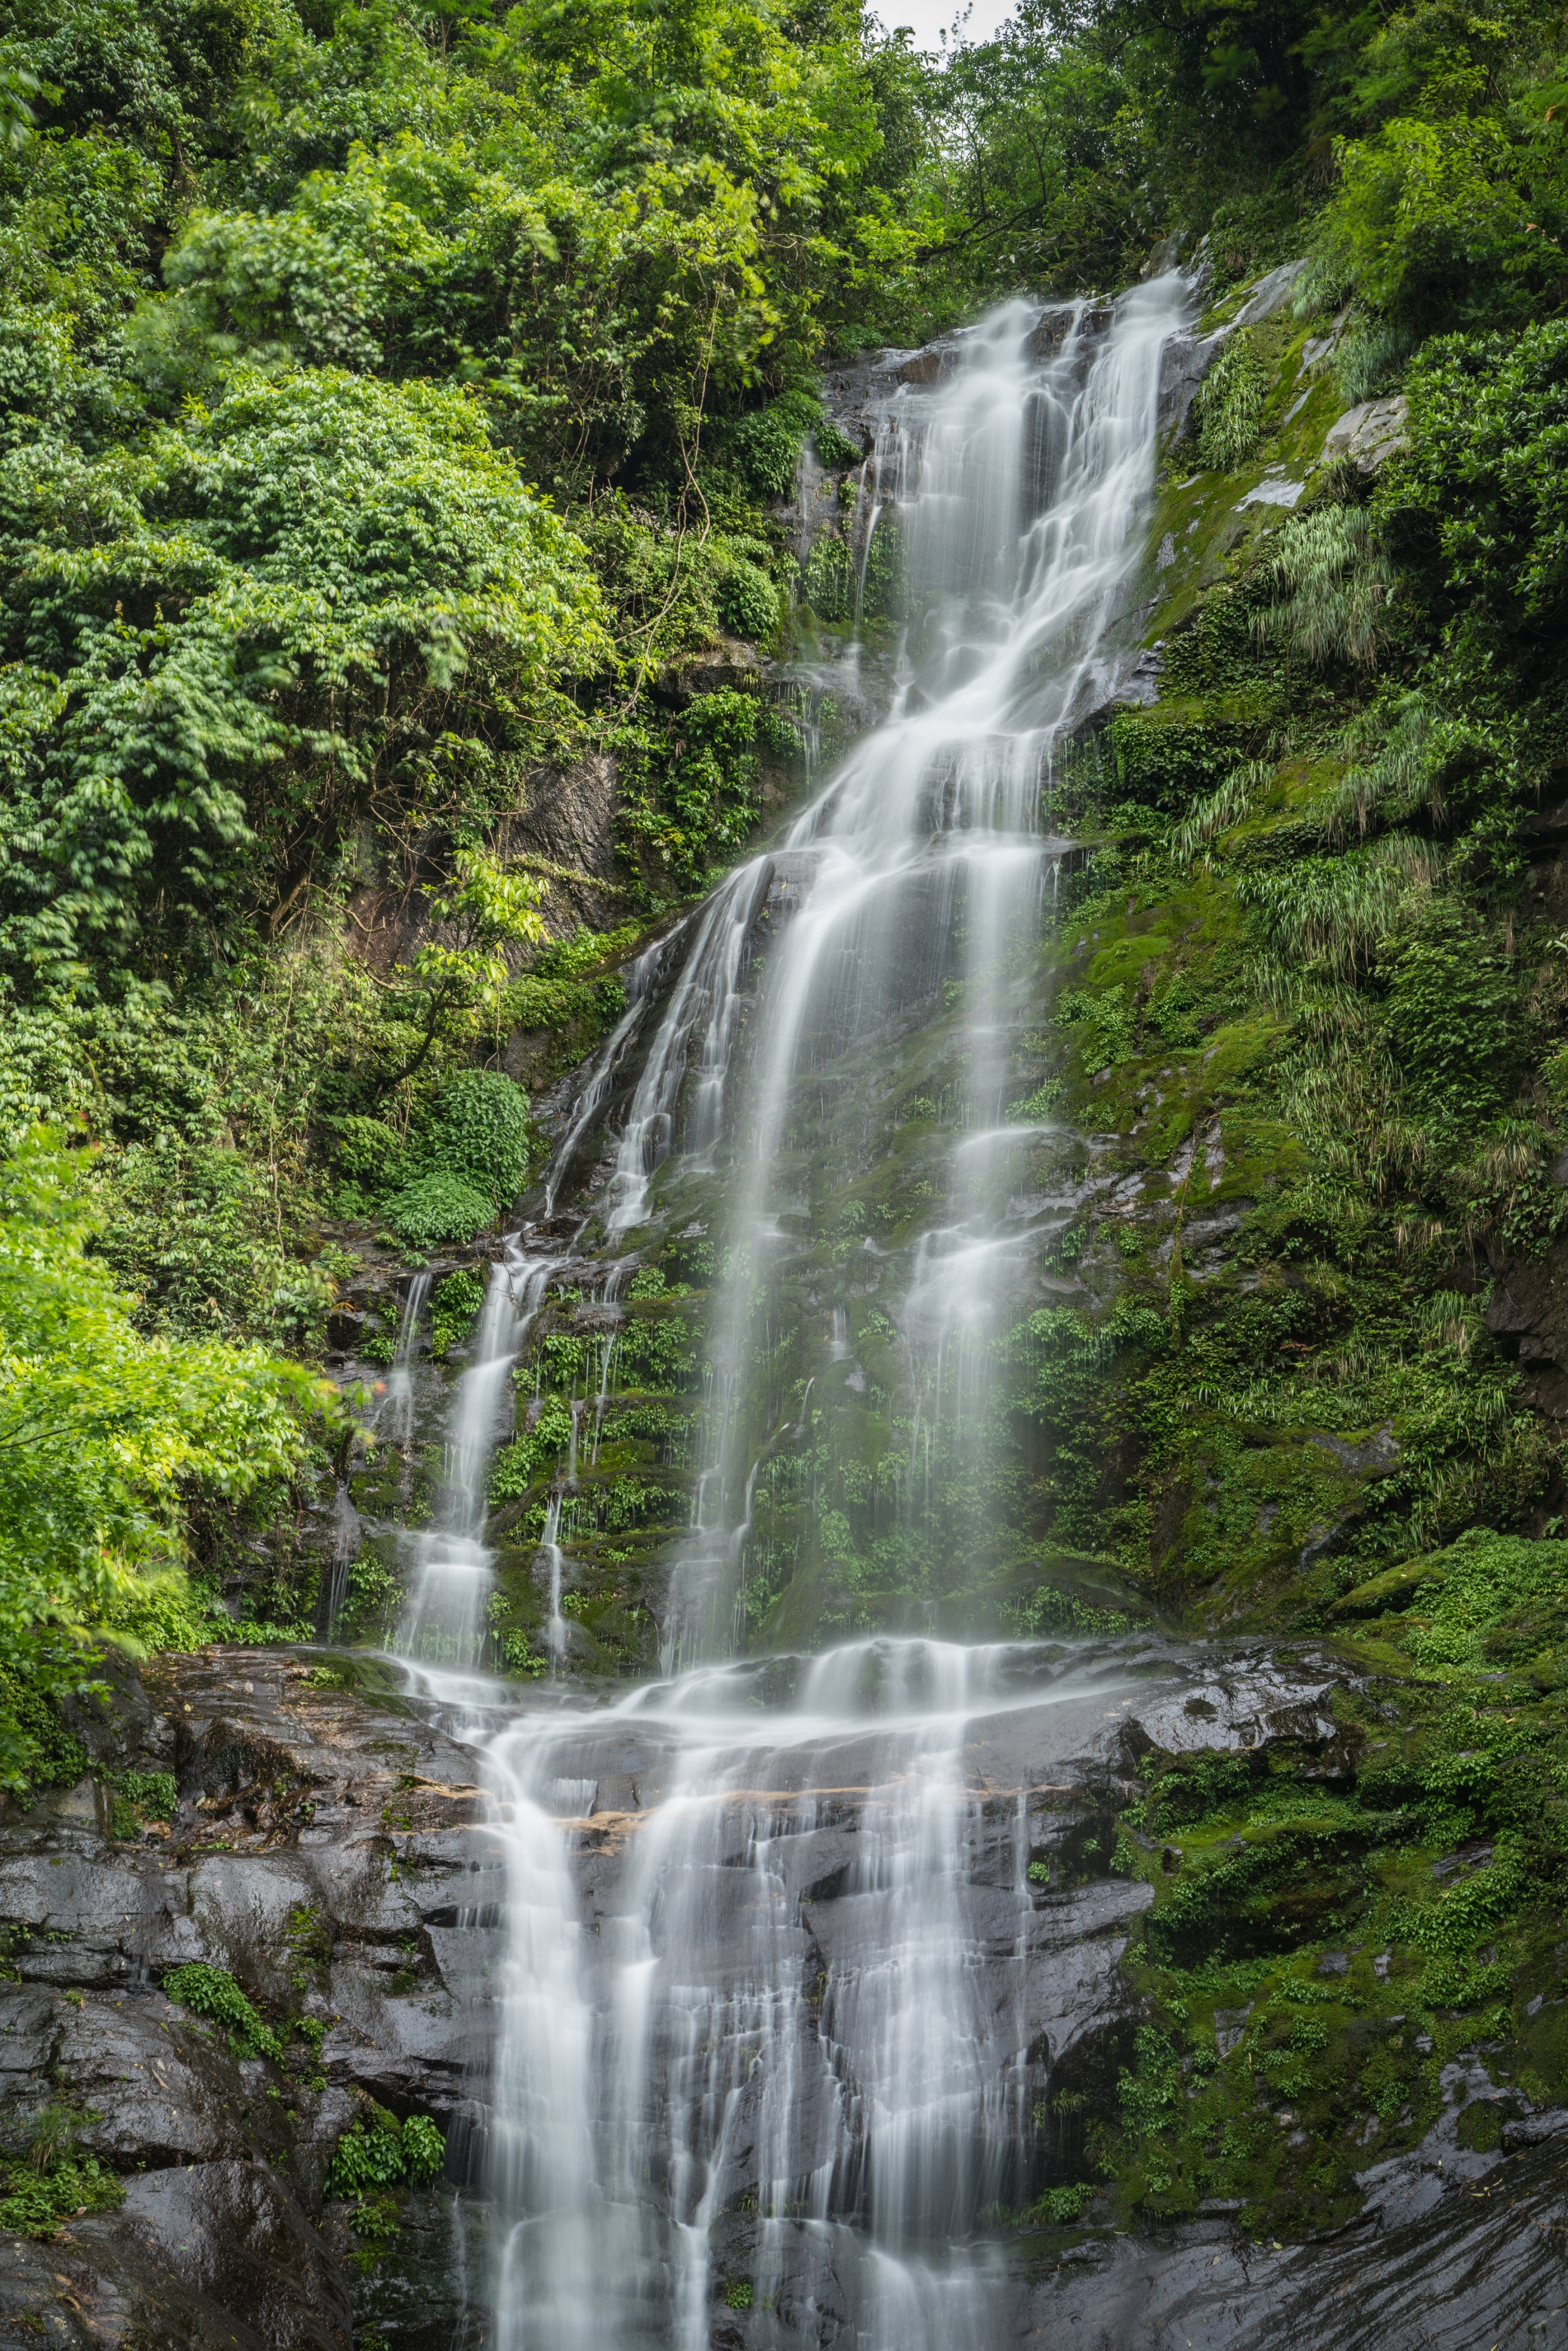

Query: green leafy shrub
[418,1071,533,1207]
[0,2146,122,2238]
[716,557,779,643]
[0,369,609,985]
[1400,321,1568,622]
[385,1172,497,1252]
[813,417,863,470]
[105,1764,182,1837]
[861,513,909,621]
[114,1769,179,1820]
[1034,2180,1097,2223]
[0,1131,319,1789]
[802,531,853,620]
[430,1266,486,1357]
[1381,919,1520,1127]
[332,1117,409,1196]
[161,1963,283,2061]
[1317,110,1528,330]
[1056,986,1137,1070]
[327,2106,446,2196]
[728,392,820,497]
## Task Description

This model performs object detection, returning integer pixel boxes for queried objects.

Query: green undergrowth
[101,1769,179,1841]
[0,2104,123,2239]
[161,1963,286,2062]
[158,1962,336,2102]
[327,2105,446,2199]
[1077,1542,1568,2236]
[337,1256,713,1673]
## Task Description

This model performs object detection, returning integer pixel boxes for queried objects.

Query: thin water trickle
[537,1494,569,1672]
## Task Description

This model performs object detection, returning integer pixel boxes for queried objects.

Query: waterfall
[387,275,1192,2348]
[601,275,1189,1668]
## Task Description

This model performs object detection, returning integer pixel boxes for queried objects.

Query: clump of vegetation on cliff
[0,1128,326,1784]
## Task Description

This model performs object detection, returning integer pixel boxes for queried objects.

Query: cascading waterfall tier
[587,274,1191,1669]
[412,1634,1162,2350]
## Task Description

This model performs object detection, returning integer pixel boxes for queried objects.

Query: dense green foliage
[0,1129,323,1784]
[0,2103,123,2238]
[327,2105,446,2195]
[162,1960,286,2058]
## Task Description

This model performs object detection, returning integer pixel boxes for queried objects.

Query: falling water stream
[378,275,1195,2346]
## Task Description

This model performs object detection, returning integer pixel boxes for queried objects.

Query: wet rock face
[1017,2127,1568,2351]
[0,1650,497,2350]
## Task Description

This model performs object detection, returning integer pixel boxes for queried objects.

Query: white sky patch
[869,0,1017,57]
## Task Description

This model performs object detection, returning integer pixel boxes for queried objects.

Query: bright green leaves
[0,2122,123,2239]
[1324,112,1529,318]
[1055,984,1139,1072]
[619,682,771,889]
[0,368,607,984]
[1307,3,1568,347]
[430,1264,486,1356]
[383,1065,536,1245]
[162,1962,284,2059]
[1400,319,1568,621]
[419,1068,534,1204]
[387,851,552,1095]
[726,388,822,497]
[327,2104,446,2195]
[0,1127,326,1784]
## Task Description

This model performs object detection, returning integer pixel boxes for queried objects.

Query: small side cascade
[317,1481,362,1640]
[536,1493,569,1672]
[542,927,685,1217]
[393,1242,569,1671]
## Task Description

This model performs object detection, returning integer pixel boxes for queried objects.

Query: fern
[1192,330,1268,470]
[1235,836,1443,975]
[1253,498,1394,669]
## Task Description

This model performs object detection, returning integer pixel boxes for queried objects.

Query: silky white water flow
[408,1634,1162,2351]
[602,275,1189,1668]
